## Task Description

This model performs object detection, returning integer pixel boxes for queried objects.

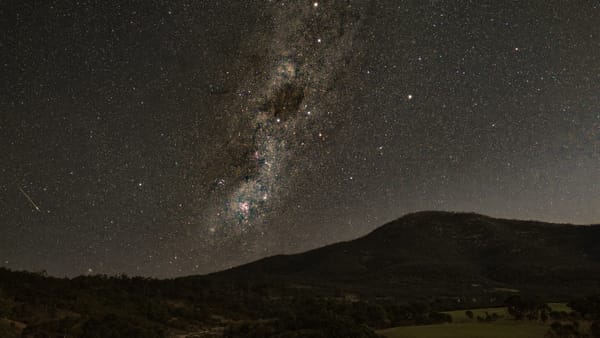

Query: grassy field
[378,322,549,338]
[379,303,572,338]
[548,302,572,312]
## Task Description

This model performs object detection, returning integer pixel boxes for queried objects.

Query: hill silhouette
[204,211,600,299]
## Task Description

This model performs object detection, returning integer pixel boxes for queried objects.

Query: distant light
[407,94,413,100]
[313,2,319,7]
[317,38,322,43]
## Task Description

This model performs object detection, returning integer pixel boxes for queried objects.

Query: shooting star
[19,187,41,212]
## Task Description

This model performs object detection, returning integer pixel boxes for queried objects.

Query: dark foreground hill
[205,211,600,300]
[1,211,600,337]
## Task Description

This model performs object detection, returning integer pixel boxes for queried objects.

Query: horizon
[3,209,599,279]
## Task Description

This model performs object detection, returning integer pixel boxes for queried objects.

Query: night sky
[2,1,599,277]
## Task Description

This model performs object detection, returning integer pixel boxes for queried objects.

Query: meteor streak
[19,187,41,212]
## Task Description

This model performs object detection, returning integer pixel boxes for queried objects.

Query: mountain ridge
[199,211,600,300]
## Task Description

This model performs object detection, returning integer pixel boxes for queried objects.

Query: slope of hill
[205,211,600,300]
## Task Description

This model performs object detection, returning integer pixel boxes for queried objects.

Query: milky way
[195,1,364,255]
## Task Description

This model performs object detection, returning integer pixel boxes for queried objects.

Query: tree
[568,296,600,319]
[465,310,474,319]
[504,295,549,321]
[428,312,452,324]
[541,311,549,323]
[546,321,582,338]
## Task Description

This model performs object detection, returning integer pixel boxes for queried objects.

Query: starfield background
[1,1,599,337]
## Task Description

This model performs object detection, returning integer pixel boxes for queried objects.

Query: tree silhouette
[504,295,549,321]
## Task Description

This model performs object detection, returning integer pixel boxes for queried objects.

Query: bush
[546,321,582,338]
[428,312,452,324]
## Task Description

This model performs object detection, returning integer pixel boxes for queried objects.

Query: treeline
[498,295,600,338]
[1,268,600,337]
[0,268,452,337]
